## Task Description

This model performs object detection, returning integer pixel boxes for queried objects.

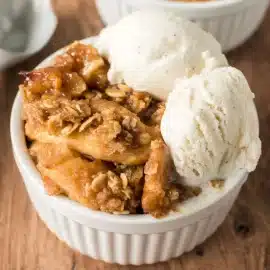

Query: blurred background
[1,0,270,269]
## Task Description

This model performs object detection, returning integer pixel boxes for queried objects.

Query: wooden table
[1,1,270,269]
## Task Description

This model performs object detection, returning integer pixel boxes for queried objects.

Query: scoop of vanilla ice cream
[161,67,261,186]
[96,10,228,100]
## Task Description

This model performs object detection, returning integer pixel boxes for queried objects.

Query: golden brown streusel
[142,139,179,218]
[21,41,200,218]
[210,179,225,189]
[30,141,143,214]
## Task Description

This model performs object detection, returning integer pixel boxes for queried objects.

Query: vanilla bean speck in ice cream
[161,67,261,186]
[96,10,228,100]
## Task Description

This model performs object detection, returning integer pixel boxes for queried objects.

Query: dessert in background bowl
[11,10,261,265]
[95,0,269,51]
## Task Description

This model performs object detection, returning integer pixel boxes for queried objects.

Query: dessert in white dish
[18,9,261,218]
[10,9,262,265]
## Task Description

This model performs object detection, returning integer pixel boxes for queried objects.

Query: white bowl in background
[95,0,269,52]
[0,0,57,70]
[11,37,248,265]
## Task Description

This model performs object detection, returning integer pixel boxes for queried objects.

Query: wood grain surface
[0,1,270,269]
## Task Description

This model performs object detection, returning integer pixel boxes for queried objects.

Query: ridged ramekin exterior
[95,0,269,51]
[19,163,243,265]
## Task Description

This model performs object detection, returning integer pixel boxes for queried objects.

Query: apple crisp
[20,41,200,218]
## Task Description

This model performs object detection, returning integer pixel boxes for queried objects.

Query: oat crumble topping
[21,41,200,217]
[210,179,225,189]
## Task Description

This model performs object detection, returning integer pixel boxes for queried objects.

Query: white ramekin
[95,0,269,52]
[10,37,248,265]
